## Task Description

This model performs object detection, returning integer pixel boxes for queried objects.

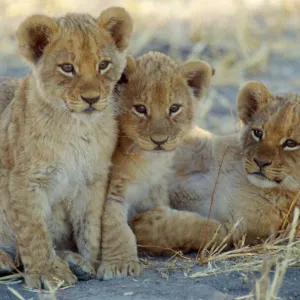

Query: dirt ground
[1,255,300,299]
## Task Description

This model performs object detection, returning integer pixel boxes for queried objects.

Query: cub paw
[130,206,167,233]
[97,260,143,280]
[61,251,96,281]
[0,262,14,275]
[24,257,77,290]
[0,251,15,275]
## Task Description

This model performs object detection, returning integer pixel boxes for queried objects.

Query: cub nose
[253,157,272,169]
[150,136,169,146]
[81,95,100,105]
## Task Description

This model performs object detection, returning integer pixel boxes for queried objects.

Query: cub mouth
[154,146,165,151]
[84,107,96,114]
[248,172,282,184]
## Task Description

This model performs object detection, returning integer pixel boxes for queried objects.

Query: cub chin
[0,7,132,289]
[131,81,300,253]
[97,52,213,280]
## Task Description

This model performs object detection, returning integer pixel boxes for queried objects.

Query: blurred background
[1,0,300,133]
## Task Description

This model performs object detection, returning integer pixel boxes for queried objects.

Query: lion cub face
[237,81,300,191]
[117,52,213,152]
[16,8,133,117]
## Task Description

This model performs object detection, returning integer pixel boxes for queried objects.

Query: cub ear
[16,15,58,63]
[116,56,136,85]
[180,60,213,100]
[237,81,272,124]
[124,55,136,77]
[98,7,133,52]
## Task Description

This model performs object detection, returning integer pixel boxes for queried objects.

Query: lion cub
[132,81,300,253]
[97,52,213,279]
[0,8,132,288]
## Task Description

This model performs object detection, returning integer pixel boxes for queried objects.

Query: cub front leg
[97,179,142,280]
[56,250,96,281]
[72,179,107,272]
[8,174,76,289]
[0,248,15,275]
[149,180,170,207]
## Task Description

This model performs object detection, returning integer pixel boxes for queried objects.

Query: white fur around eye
[282,140,300,151]
[131,107,146,118]
[251,129,263,142]
[58,67,75,78]
[58,65,78,78]
[98,61,112,74]
[280,138,300,151]
[169,106,183,117]
[284,145,300,151]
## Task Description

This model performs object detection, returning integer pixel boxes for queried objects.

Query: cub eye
[283,139,298,149]
[169,104,181,115]
[133,105,147,115]
[252,129,263,141]
[99,60,111,73]
[59,63,75,74]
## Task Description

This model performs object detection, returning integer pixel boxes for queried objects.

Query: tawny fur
[131,81,300,253]
[97,52,213,280]
[0,7,133,289]
[0,78,20,115]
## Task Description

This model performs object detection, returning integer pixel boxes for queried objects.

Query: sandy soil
[1,255,300,299]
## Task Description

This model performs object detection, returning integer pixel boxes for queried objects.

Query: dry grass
[141,209,300,298]
[189,222,300,279]
[138,184,300,298]
[235,208,300,300]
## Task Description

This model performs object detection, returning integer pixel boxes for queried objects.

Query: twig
[196,147,229,259]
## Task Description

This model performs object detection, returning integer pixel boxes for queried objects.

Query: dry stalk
[7,286,26,300]
[237,207,300,300]
[196,146,229,259]
[199,218,243,264]
[137,244,193,261]
[280,190,300,230]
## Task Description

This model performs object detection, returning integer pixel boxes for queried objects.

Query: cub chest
[124,153,172,219]
[40,131,109,204]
